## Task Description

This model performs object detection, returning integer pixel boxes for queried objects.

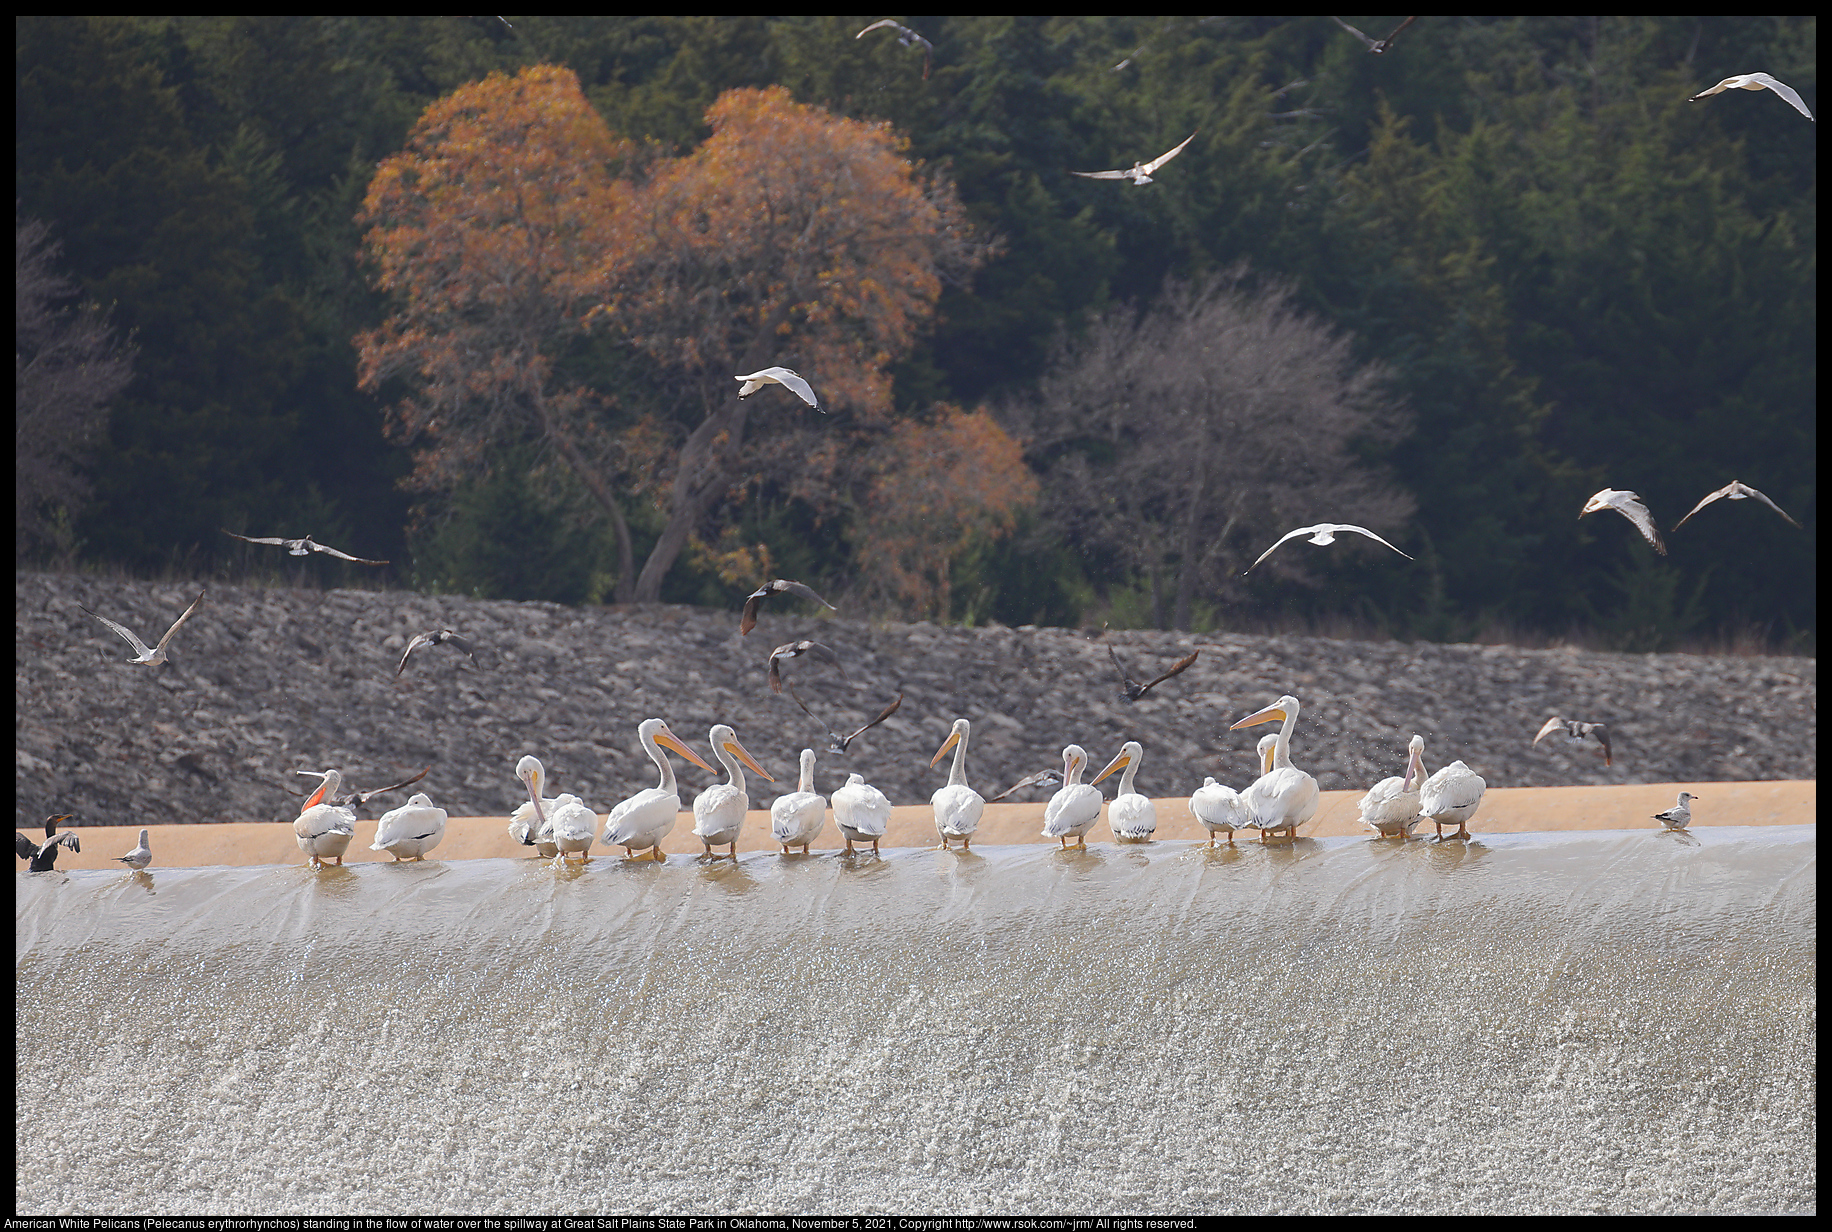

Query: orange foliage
[855,406,1039,619]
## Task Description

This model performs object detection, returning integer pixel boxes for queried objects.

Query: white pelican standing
[547,796,600,863]
[78,589,206,666]
[929,718,984,851]
[693,724,774,857]
[1243,524,1413,574]
[735,367,821,410]
[509,756,568,858]
[603,719,716,861]
[770,748,828,855]
[370,793,448,862]
[1357,735,1426,839]
[294,770,357,867]
[1580,488,1666,554]
[1688,72,1814,120]
[1228,695,1322,841]
[1653,791,1698,830]
[116,828,153,870]
[1418,753,1486,841]
[1094,741,1157,842]
[1041,745,1102,850]
[1189,735,1274,847]
[832,772,892,855]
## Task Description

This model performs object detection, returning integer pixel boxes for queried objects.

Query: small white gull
[1244,523,1412,574]
[735,367,821,410]
[1580,488,1666,555]
[1688,73,1813,121]
[1072,132,1198,185]
[1671,479,1803,532]
[78,589,206,666]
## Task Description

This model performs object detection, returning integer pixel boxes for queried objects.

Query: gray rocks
[15,571,1815,827]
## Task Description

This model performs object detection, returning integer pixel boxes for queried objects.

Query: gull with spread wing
[1580,489,1666,555]
[1671,480,1803,533]
[78,589,206,666]
[1072,132,1198,185]
[1244,524,1412,574]
[1688,73,1813,120]
[221,530,387,565]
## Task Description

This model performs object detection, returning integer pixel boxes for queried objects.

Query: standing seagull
[221,530,388,565]
[1533,716,1613,767]
[1671,480,1803,532]
[856,18,933,78]
[16,815,80,871]
[1072,132,1198,185]
[1688,73,1814,121]
[1580,489,1666,555]
[739,579,836,636]
[78,589,206,666]
[1244,524,1413,574]
[1653,791,1698,830]
[396,628,476,676]
[1331,15,1418,54]
[116,829,153,871]
[735,367,821,410]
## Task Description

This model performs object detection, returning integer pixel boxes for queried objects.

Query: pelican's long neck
[646,734,677,794]
[1272,705,1298,770]
[948,728,970,788]
[305,770,342,810]
[1118,757,1140,796]
[1064,753,1084,786]
[799,751,815,794]
[716,743,746,792]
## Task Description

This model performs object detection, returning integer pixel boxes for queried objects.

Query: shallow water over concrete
[16,826,1816,1214]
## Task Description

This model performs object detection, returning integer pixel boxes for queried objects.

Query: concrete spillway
[16,825,1816,1214]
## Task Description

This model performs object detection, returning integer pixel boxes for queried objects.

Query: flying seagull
[1331,15,1418,54]
[735,367,821,411]
[116,829,153,871]
[740,579,837,636]
[396,628,477,676]
[16,815,80,872]
[1688,73,1814,121]
[78,589,206,666]
[1579,489,1666,555]
[1072,132,1198,185]
[985,768,1065,804]
[1107,645,1199,703]
[1653,791,1697,830]
[1532,716,1613,767]
[1244,524,1413,574]
[767,640,852,695]
[1671,480,1803,533]
[785,682,903,754]
[221,530,388,565]
[856,18,933,79]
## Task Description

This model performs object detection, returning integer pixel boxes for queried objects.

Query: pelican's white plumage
[929,718,984,851]
[294,769,357,867]
[1041,745,1102,849]
[509,756,563,858]
[1358,735,1426,838]
[1228,695,1321,840]
[1244,524,1413,574]
[370,792,448,861]
[770,748,828,854]
[1653,791,1697,829]
[1688,72,1814,120]
[1580,488,1666,554]
[1190,734,1274,847]
[547,796,600,863]
[603,719,716,860]
[735,366,820,410]
[832,772,892,854]
[693,724,773,857]
[1419,756,1486,841]
[1094,740,1156,842]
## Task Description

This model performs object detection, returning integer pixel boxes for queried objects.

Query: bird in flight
[785,682,903,754]
[856,18,933,79]
[739,579,837,636]
[1331,15,1418,54]
[1244,523,1413,574]
[221,530,388,565]
[1688,72,1814,121]
[1532,716,1613,767]
[735,367,821,411]
[1107,645,1199,703]
[1579,489,1666,555]
[286,765,431,809]
[985,767,1065,803]
[396,628,477,677]
[1072,132,1198,185]
[78,589,206,666]
[767,640,852,695]
[1670,480,1803,533]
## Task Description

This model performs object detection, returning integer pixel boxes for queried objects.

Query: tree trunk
[530,387,636,603]
[631,390,751,603]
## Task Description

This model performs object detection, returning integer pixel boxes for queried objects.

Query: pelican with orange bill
[1227,695,1321,841]
[603,719,717,861]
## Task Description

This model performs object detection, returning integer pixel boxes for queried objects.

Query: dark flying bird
[1533,716,1613,767]
[284,765,431,809]
[786,682,903,753]
[17,815,80,872]
[221,530,388,565]
[1107,645,1200,703]
[1580,489,1666,555]
[767,640,852,695]
[985,768,1065,804]
[396,628,478,676]
[79,589,206,667]
[740,579,838,637]
[1331,15,1418,54]
[1072,132,1198,185]
[1670,480,1804,533]
[856,18,933,78]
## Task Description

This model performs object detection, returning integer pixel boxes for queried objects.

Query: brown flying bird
[1107,645,1199,703]
[739,579,837,636]
[786,682,903,754]
[767,640,852,695]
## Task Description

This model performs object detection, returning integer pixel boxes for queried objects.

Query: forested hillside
[15,16,1816,649]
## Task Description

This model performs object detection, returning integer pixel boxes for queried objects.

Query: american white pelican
[1093,741,1156,842]
[1688,73,1814,120]
[1189,735,1273,846]
[603,719,716,861]
[220,530,387,564]
[929,718,984,851]
[116,828,152,870]
[396,628,476,676]
[1579,489,1665,554]
[1357,735,1426,838]
[1532,716,1613,767]
[547,796,600,863]
[370,793,448,862]
[1671,480,1804,532]
[1072,132,1197,185]
[16,815,79,871]
[1228,695,1322,840]
[1331,15,1418,54]
[770,748,828,855]
[693,724,774,857]
[1244,524,1413,574]
[740,579,837,636]
[78,589,205,666]
[1107,645,1199,702]
[294,770,357,867]
[735,367,821,410]
[767,640,852,694]
[510,756,564,858]
[786,683,903,753]
[1418,756,1485,841]
[1041,745,1102,849]
[857,18,934,78]
[988,767,1063,803]
[832,772,892,855]
[1654,792,1698,829]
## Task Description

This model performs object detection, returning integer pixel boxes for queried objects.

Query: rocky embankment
[15,571,1816,827]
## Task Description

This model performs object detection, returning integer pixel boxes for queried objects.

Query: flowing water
[16,825,1815,1214]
